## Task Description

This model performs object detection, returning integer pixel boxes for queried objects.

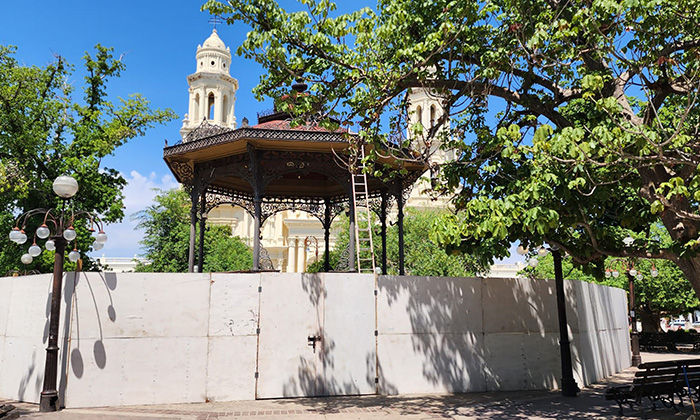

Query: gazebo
[163,97,427,274]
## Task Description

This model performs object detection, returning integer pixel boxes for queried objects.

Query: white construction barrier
[0,272,629,407]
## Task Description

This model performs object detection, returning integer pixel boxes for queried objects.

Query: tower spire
[208,15,223,30]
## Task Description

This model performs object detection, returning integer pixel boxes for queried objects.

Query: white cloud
[89,171,179,258]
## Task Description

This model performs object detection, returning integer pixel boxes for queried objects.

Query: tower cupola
[195,29,232,75]
[181,29,239,140]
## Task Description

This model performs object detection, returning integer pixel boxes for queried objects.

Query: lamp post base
[561,377,580,397]
[39,391,59,412]
[632,354,642,367]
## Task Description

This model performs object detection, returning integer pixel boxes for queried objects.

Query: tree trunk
[638,305,662,333]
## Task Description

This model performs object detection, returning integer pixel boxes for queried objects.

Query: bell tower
[406,87,455,165]
[180,29,239,140]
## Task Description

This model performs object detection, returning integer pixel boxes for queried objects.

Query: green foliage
[525,243,699,331]
[0,44,175,274]
[134,188,252,273]
[205,0,700,296]
[307,208,485,276]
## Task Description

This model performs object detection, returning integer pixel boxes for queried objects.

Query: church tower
[180,29,239,140]
[406,87,455,166]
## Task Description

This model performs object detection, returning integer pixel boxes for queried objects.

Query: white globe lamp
[52,176,79,198]
[36,224,51,239]
[63,227,77,241]
[28,243,42,257]
[68,249,80,262]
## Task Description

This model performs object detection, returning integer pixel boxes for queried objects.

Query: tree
[0,44,175,273]
[308,208,484,276]
[203,0,700,296]
[134,188,253,273]
[526,253,699,332]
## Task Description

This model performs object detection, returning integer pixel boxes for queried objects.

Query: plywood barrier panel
[484,332,561,391]
[205,273,260,401]
[206,336,258,401]
[482,278,560,335]
[208,273,260,337]
[64,337,208,407]
[377,333,487,394]
[0,274,70,404]
[256,272,318,398]
[322,273,375,396]
[67,272,211,340]
[377,276,483,334]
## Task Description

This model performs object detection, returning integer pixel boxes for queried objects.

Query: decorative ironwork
[183,120,234,143]
[370,196,394,217]
[170,161,194,183]
[260,197,326,224]
[257,108,277,120]
[164,127,353,159]
[259,247,275,271]
[204,188,256,216]
[199,153,255,186]
[334,244,351,272]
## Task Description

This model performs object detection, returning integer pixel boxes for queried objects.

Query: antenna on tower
[208,15,223,30]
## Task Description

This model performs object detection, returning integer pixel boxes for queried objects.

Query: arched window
[193,93,200,121]
[430,105,436,128]
[416,106,423,127]
[208,93,216,120]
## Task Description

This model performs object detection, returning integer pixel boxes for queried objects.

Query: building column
[380,192,388,275]
[396,184,405,276]
[214,90,223,124]
[248,144,263,271]
[324,198,331,272]
[200,88,208,121]
[252,198,261,271]
[197,193,206,273]
[188,184,200,273]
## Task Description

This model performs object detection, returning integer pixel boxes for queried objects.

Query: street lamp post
[605,257,654,367]
[8,175,107,412]
[551,248,580,396]
[628,270,642,367]
[518,244,580,397]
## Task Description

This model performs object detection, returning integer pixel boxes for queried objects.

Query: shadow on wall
[378,276,492,393]
[270,273,394,398]
[269,273,619,401]
[481,277,567,391]
[58,271,118,403]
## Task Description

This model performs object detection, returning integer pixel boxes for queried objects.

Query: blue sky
[1,1,525,265]
[0,1,326,257]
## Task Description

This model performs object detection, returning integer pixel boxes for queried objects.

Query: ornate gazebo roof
[164,109,427,273]
[164,119,426,211]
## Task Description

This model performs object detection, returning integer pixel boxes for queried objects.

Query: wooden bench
[640,332,700,352]
[605,359,700,416]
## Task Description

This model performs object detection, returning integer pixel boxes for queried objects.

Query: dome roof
[201,29,227,51]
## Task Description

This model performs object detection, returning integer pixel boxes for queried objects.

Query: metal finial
[208,15,223,30]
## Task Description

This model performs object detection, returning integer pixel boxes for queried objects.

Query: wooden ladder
[350,145,377,274]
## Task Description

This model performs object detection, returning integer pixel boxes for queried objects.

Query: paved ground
[4,352,700,420]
